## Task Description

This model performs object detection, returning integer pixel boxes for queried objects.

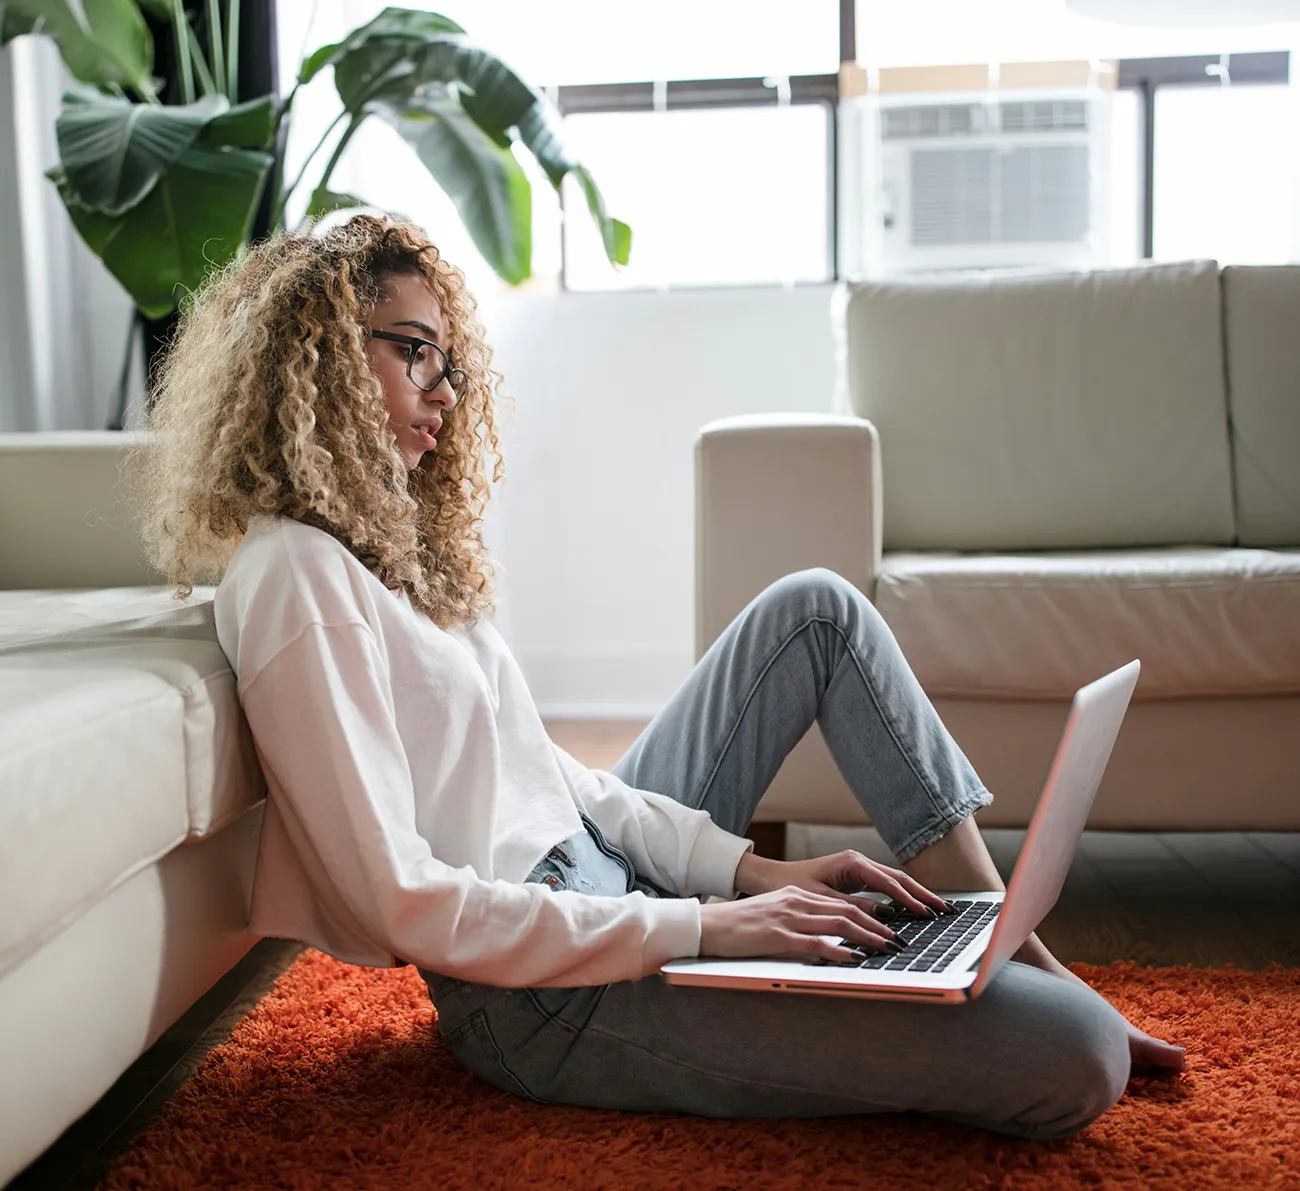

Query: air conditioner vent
[882,103,985,140]
[911,144,1090,246]
[999,98,1089,133]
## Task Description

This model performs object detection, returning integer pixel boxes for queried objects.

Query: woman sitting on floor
[123,212,1185,1143]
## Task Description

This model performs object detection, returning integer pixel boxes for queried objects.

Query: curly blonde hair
[121,212,513,630]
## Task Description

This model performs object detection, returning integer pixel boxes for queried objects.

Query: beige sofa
[695,261,1300,840]
[0,432,266,1186]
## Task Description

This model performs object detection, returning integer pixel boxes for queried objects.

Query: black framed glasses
[368,329,468,400]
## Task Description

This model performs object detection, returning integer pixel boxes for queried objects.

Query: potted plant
[2,1,630,417]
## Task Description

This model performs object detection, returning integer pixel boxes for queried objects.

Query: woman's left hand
[733,850,952,918]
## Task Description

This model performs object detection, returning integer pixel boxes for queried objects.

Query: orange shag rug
[97,952,1298,1191]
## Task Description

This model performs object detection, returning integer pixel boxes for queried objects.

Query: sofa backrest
[836,260,1237,552]
[0,431,160,588]
[1222,265,1300,547]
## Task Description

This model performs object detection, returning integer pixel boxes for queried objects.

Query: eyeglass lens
[410,342,465,397]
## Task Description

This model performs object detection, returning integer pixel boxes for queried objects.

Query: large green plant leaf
[197,96,276,150]
[321,19,629,272]
[368,91,530,285]
[335,32,533,117]
[569,164,632,267]
[298,6,464,87]
[56,91,228,214]
[512,99,630,267]
[50,141,272,317]
[1,0,153,94]
[295,6,629,281]
[323,23,629,274]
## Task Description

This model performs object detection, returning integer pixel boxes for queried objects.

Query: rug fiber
[97,952,1299,1190]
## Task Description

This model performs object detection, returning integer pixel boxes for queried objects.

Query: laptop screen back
[969,660,1140,999]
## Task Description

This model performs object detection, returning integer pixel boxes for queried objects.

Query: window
[556,84,836,290]
[276,1,841,293]
[277,1,1300,293]
[1154,81,1299,264]
[849,0,1300,272]
[427,0,841,86]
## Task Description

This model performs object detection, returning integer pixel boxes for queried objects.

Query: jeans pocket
[524,982,609,1032]
[444,1008,546,1103]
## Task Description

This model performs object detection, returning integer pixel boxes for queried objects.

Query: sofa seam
[178,668,254,840]
[876,573,1300,590]
[1219,267,1244,547]
[0,824,189,984]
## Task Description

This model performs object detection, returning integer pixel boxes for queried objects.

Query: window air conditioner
[840,88,1115,276]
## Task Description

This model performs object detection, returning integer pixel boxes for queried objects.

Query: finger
[791,888,908,941]
[820,888,890,916]
[871,871,937,917]
[785,932,867,964]
[885,867,953,914]
[770,937,861,965]
[792,935,861,963]
[793,913,896,950]
[793,888,897,931]
[813,892,902,940]
[834,861,941,918]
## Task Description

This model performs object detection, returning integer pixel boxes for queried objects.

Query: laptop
[661,659,1141,1004]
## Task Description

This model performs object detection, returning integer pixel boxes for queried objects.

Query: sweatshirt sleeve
[237,620,705,987]
[549,741,753,900]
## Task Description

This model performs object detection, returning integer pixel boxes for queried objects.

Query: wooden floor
[10,719,1299,1191]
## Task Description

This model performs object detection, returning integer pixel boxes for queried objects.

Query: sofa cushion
[838,260,1236,551]
[873,546,1300,700]
[1222,266,1300,546]
[0,587,265,841]
[0,430,160,589]
[0,587,265,979]
[0,664,191,980]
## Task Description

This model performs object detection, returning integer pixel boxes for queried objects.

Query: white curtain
[0,36,141,432]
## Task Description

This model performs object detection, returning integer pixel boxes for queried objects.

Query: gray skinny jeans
[420,568,1132,1140]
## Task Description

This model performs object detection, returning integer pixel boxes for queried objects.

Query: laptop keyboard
[815,900,1001,974]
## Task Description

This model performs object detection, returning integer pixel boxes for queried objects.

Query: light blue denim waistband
[525,813,663,899]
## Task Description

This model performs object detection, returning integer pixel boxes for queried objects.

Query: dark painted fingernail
[885,941,904,954]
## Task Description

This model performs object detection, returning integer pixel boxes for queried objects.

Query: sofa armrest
[0,430,161,589]
[694,413,882,659]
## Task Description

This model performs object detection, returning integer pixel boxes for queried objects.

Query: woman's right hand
[698,885,902,963]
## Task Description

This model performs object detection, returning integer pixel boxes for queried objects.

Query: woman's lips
[413,423,440,448]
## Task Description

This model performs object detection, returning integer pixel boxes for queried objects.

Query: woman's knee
[1011,985,1131,1141]
[761,567,869,624]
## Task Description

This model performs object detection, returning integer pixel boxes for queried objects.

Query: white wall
[476,282,839,719]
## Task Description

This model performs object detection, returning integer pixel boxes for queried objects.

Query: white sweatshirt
[212,513,754,988]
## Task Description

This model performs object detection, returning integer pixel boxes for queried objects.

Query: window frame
[548,73,843,291]
[533,0,1291,290]
[1116,50,1290,258]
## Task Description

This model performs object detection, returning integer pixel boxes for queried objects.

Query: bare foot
[1125,1022,1187,1072]
[1013,938,1187,1073]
